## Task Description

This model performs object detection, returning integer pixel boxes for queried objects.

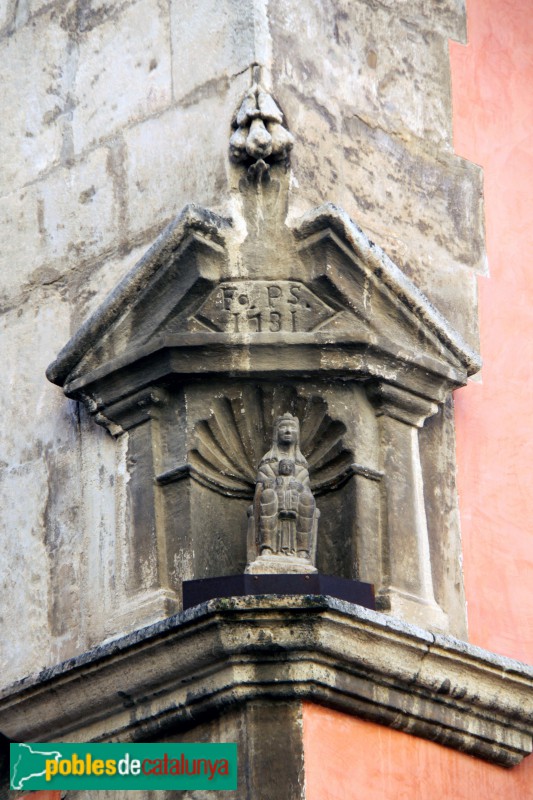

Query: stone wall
[0,0,484,687]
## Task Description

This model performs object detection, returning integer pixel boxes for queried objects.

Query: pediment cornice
[47,200,480,430]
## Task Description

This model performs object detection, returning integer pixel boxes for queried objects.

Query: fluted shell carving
[229,80,294,179]
[189,388,353,498]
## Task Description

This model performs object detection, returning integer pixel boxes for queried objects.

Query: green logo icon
[11,742,238,791]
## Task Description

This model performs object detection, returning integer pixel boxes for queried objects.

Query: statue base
[246,554,317,574]
[182,573,375,611]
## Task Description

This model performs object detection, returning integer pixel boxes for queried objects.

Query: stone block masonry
[1,0,485,688]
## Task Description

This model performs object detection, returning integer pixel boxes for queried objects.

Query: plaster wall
[0,0,486,685]
[451,0,533,665]
[303,0,533,795]
[303,706,533,800]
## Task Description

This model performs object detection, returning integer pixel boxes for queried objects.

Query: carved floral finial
[230,66,294,181]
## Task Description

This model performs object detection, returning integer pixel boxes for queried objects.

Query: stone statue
[246,413,319,573]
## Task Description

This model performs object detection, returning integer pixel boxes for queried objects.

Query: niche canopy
[46,201,479,426]
[46,73,482,642]
[46,192,480,635]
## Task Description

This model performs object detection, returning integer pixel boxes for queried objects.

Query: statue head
[278,458,296,476]
[259,412,307,470]
[275,413,299,447]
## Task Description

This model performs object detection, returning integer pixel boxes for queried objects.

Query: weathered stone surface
[0,459,52,684]
[0,185,45,303]
[172,700,306,800]
[360,0,467,41]
[74,411,128,648]
[0,149,119,309]
[314,115,483,346]
[419,397,468,639]
[47,200,479,391]
[0,0,494,724]
[0,1,13,32]
[0,294,121,685]
[123,90,247,239]
[39,148,119,265]
[0,10,70,196]
[270,0,457,147]
[0,297,73,466]
[269,0,484,351]
[339,115,485,270]
[1,597,532,767]
[170,0,270,104]
[68,243,151,332]
[71,0,172,153]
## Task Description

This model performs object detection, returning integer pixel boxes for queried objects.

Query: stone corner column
[100,385,182,631]
[368,381,449,632]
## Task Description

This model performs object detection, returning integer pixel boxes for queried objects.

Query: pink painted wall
[303,706,533,800]
[451,0,533,665]
[304,1,533,796]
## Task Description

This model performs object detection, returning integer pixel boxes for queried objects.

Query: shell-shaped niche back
[189,386,354,498]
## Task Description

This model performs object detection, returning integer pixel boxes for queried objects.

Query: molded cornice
[1,597,531,767]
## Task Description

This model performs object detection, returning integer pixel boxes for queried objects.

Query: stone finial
[230,67,295,180]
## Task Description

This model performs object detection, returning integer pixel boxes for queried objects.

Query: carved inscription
[195,281,335,334]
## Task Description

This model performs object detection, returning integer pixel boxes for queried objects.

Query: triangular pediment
[47,202,480,404]
[47,204,232,387]
[292,204,481,378]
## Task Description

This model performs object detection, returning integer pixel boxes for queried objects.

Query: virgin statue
[246,413,319,573]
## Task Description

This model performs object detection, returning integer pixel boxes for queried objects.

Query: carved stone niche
[47,189,480,635]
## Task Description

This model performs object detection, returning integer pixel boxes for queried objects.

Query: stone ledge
[0,596,532,767]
